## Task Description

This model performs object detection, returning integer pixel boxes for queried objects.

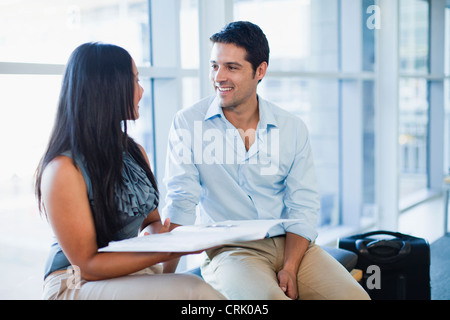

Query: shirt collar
[204,96,223,121]
[257,96,278,129]
[204,95,279,129]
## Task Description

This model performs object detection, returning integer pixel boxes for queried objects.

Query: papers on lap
[99,219,296,252]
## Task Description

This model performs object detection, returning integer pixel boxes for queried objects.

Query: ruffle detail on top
[115,153,159,217]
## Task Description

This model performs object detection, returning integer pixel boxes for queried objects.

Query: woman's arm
[41,156,184,281]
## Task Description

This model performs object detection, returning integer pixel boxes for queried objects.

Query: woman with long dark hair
[35,42,225,300]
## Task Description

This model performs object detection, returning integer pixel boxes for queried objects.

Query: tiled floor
[0,191,447,300]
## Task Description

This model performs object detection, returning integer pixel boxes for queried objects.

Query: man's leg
[201,238,290,300]
[296,244,370,300]
[202,237,370,300]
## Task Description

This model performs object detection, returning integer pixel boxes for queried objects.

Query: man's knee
[339,282,371,300]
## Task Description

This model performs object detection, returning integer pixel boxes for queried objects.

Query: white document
[99,219,296,252]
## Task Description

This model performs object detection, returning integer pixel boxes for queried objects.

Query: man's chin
[216,98,234,109]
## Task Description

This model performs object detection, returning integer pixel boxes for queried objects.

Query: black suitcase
[338,230,430,300]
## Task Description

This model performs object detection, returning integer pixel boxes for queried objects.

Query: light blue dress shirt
[162,95,320,241]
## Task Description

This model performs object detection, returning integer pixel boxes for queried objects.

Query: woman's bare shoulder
[41,155,86,196]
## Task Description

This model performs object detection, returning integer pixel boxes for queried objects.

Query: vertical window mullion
[428,0,446,191]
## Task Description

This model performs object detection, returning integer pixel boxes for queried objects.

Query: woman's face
[132,59,144,120]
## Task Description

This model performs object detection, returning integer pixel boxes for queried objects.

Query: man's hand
[277,268,298,300]
[143,218,170,235]
[279,232,310,300]
[159,218,171,234]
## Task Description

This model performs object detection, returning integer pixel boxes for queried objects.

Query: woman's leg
[42,267,226,300]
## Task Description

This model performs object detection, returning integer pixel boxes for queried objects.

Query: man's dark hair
[210,21,270,74]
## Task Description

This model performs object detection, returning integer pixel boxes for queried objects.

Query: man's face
[209,42,265,110]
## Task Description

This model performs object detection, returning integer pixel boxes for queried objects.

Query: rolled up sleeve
[282,120,320,242]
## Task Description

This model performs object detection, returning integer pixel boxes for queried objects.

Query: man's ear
[256,61,268,82]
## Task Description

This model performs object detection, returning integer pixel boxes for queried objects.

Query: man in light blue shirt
[164,94,319,241]
[163,21,369,300]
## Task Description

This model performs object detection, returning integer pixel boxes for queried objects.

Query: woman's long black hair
[35,42,158,248]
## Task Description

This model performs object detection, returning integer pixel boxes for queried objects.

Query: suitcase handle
[355,233,411,263]
[358,230,406,239]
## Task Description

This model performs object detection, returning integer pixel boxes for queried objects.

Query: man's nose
[214,66,227,83]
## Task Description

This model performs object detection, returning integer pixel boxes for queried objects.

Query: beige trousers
[201,236,370,300]
[42,264,226,300]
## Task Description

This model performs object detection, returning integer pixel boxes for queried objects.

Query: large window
[398,0,430,202]
[396,0,450,211]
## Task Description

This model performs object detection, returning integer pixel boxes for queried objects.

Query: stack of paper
[99,219,295,252]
